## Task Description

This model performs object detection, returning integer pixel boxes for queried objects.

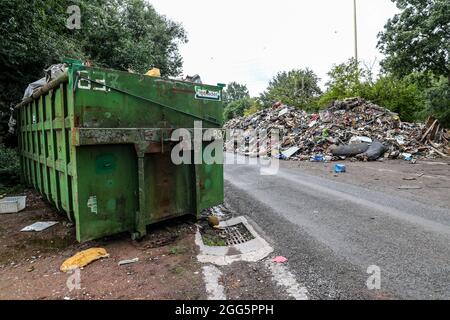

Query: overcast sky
[150,0,399,96]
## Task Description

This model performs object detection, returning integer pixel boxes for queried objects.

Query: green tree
[367,76,425,122]
[260,69,322,110]
[319,59,425,122]
[0,0,187,138]
[223,82,250,105]
[0,0,79,114]
[377,0,450,84]
[223,98,254,121]
[76,0,187,75]
[318,58,370,106]
[415,75,450,127]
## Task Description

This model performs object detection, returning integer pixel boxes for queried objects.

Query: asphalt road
[224,154,450,300]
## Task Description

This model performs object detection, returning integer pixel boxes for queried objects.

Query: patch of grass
[169,246,188,255]
[202,235,226,247]
[169,266,185,274]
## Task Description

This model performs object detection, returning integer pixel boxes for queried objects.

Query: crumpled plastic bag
[330,143,369,157]
[22,78,46,100]
[60,248,109,272]
[359,140,387,161]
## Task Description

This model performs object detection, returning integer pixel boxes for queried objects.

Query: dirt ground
[285,158,450,209]
[0,190,206,300]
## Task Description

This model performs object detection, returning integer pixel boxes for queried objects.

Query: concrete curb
[196,216,273,266]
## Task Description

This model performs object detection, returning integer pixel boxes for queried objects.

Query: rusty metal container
[16,60,224,242]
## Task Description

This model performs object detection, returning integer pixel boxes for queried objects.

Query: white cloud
[149,0,399,95]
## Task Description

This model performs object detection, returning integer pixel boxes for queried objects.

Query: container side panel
[74,144,138,242]
[142,152,195,225]
[198,163,224,211]
[74,68,223,129]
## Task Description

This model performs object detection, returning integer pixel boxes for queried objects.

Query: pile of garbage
[223,98,449,161]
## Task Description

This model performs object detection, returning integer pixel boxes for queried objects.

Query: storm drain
[219,223,254,246]
[196,216,274,265]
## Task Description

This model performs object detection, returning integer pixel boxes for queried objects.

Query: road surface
[224,154,450,299]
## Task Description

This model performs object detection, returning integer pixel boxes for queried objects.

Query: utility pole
[353,0,358,63]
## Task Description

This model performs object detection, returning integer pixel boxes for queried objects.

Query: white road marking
[202,265,226,300]
[265,260,309,300]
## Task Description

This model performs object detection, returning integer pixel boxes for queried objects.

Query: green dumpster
[15,60,224,242]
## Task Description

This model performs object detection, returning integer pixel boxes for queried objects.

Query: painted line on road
[265,260,309,300]
[202,265,226,300]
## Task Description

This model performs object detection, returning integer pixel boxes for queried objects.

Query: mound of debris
[223,98,449,161]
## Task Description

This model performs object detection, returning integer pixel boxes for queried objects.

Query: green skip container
[15,60,224,242]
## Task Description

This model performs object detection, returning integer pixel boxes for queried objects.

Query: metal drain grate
[219,223,255,246]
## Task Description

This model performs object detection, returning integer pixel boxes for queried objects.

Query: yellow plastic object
[145,68,161,77]
[60,248,109,272]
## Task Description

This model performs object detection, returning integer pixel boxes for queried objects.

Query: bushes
[364,76,425,123]
[419,77,450,128]
[0,144,20,191]
[259,69,322,110]
[318,59,428,123]
[223,98,255,121]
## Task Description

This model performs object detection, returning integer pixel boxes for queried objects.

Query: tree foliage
[320,59,425,123]
[260,69,322,110]
[0,143,20,190]
[414,75,450,127]
[76,0,187,75]
[318,58,369,106]
[223,82,250,105]
[223,97,255,121]
[377,0,450,83]
[0,0,187,128]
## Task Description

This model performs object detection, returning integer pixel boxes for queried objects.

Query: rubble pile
[224,98,449,161]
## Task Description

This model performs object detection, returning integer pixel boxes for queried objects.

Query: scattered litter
[60,248,109,272]
[350,136,372,144]
[21,221,58,232]
[331,143,369,157]
[282,146,300,159]
[311,155,324,162]
[358,140,387,161]
[397,185,422,190]
[402,153,413,161]
[278,108,289,117]
[396,135,406,145]
[334,164,346,173]
[118,258,139,266]
[0,196,26,214]
[224,98,449,161]
[272,256,288,263]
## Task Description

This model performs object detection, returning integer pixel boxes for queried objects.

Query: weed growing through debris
[169,246,188,255]
[170,266,186,275]
[202,235,226,247]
